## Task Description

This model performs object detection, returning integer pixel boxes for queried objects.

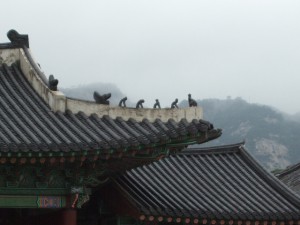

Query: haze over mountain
[62,83,300,171]
[183,97,300,171]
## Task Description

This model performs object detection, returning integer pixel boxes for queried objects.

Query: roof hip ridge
[239,146,300,208]
[1,30,205,123]
[276,162,300,178]
[178,141,245,155]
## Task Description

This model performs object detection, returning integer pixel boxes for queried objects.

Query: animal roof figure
[171,98,178,108]
[136,99,144,108]
[188,93,197,107]
[153,99,161,109]
[119,97,127,107]
[48,75,59,91]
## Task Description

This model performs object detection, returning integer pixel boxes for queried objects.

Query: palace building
[0,30,299,225]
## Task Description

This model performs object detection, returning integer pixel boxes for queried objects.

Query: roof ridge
[0,29,29,49]
[276,162,300,177]
[0,29,48,85]
[0,30,206,123]
[177,141,245,155]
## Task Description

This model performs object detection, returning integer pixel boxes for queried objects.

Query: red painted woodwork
[60,209,77,225]
[26,209,77,225]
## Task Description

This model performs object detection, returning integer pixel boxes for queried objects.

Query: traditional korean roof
[0,63,220,153]
[0,30,221,175]
[277,163,300,196]
[109,143,300,223]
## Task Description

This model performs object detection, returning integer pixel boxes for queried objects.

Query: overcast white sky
[1,0,300,114]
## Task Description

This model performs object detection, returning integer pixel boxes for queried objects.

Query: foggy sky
[2,0,300,114]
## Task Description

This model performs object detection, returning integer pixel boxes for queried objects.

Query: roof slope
[277,163,300,196]
[113,143,300,222]
[0,64,220,155]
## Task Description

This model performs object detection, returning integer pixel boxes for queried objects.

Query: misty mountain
[60,83,300,171]
[182,97,300,171]
[284,111,300,123]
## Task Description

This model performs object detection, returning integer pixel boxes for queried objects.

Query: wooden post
[50,209,77,225]
[26,209,77,225]
[59,209,77,225]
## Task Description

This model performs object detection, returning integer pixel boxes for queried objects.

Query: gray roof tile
[0,64,221,154]
[277,163,300,196]
[113,143,300,221]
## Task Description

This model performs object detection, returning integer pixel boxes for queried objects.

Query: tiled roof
[277,163,300,196]
[113,143,300,222]
[0,63,221,155]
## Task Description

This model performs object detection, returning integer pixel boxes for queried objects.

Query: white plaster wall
[19,48,66,112]
[1,48,203,122]
[66,98,203,122]
[0,49,20,65]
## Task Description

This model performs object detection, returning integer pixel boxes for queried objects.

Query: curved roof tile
[113,143,300,222]
[0,64,221,156]
[277,163,300,196]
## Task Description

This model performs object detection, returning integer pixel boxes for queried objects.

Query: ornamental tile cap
[7,29,29,48]
[93,92,111,105]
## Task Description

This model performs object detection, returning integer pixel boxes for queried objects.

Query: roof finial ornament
[188,94,197,107]
[7,29,29,48]
[119,97,127,107]
[93,92,111,105]
[171,98,179,109]
[48,75,59,91]
[153,99,161,109]
[136,99,144,109]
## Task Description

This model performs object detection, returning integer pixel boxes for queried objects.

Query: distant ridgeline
[180,97,300,171]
